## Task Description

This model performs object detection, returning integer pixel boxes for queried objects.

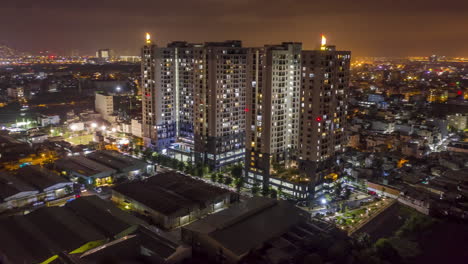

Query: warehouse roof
[0,196,147,264]
[55,156,115,177]
[113,172,231,216]
[16,165,70,191]
[0,171,37,201]
[86,150,147,171]
[183,197,307,257]
[66,195,145,237]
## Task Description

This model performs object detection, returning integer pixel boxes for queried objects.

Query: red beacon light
[316,116,322,122]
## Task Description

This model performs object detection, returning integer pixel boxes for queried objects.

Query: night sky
[2,0,468,57]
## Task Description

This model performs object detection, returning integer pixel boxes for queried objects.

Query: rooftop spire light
[320,34,327,50]
[146,33,151,44]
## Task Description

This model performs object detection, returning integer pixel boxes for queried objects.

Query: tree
[65,185,73,194]
[77,177,87,185]
[142,149,153,161]
[270,189,278,199]
[374,238,401,262]
[224,177,233,186]
[210,173,218,183]
[251,182,260,196]
[278,187,284,198]
[334,181,343,197]
[344,188,352,199]
[355,232,371,249]
[235,178,244,193]
[193,163,205,177]
[184,163,194,175]
[202,164,210,177]
[217,174,225,184]
[176,160,185,171]
[230,164,243,179]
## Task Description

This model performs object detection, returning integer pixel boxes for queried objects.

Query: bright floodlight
[321,198,327,205]
[91,123,97,128]
[70,124,77,131]
[111,128,117,132]
[101,126,106,131]
[116,86,121,92]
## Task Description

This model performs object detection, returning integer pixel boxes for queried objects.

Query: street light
[111,128,117,133]
[321,198,327,205]
[116,86,121,92]
[91,123,97,128]
[101,126,106,131]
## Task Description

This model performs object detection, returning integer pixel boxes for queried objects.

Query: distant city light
[119,138,130,145]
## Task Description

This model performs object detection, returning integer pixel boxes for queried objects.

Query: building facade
[142,36,246,168]
[193,41,247,169]
[95,92,114,122]
[245,38,351,200]
[245,43,302,194]
[298,38,351,198]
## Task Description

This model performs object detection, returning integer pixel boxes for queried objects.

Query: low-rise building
[38,114,60,127]
[447,113,467,131]
[0,135,33,163]
[181,197,311,264]
[67,227,190,264]
[29,133,48,144]
[55,155,116,185]
[112,171,234,229]
[95,92,116,123]
[86,150,153,179]
[447,142,468,154]
[0,166,73,212]
[131,118,143,138]
[366,181,401,198]
[0,196,146,264]
[0,172,39,211]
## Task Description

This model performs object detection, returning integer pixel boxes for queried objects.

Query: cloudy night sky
[2,0,468,56]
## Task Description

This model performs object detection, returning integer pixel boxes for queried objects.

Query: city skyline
[2,0,468,57]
